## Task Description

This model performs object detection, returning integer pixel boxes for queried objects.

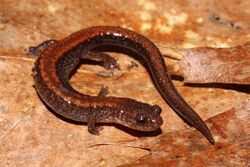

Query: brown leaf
[0,0,250,166]
[176,42,250,84]
[117,98,250,166]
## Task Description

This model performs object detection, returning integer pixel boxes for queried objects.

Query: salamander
[29,26,215,144]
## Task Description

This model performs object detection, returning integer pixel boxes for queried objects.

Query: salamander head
[115,102,163,132]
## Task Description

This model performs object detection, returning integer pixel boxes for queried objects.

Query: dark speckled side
[32,26,214,144]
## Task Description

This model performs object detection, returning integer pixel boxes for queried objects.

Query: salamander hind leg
[26,39,58,56]
[86,51,121,70]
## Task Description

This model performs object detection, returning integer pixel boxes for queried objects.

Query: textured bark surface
[0,0,249,166]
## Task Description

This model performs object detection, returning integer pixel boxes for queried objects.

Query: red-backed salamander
[29,26,215,144]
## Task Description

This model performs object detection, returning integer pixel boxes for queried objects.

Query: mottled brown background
[0,0,249,166]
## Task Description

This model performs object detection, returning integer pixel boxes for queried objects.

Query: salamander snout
[115,101,163,132]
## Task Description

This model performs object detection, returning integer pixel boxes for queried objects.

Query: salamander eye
[152,105,161,115]
[135,115,147,124]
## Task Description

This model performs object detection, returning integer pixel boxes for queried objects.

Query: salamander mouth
[135,124,162,131]
[117,117,163,132]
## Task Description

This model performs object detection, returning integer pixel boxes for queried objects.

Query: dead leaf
[0,0,250,166]
[117,98,250,166]
[175,42,250,84]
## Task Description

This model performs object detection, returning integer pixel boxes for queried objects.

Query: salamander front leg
[87,116,103,135]
[98,86,109,97]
